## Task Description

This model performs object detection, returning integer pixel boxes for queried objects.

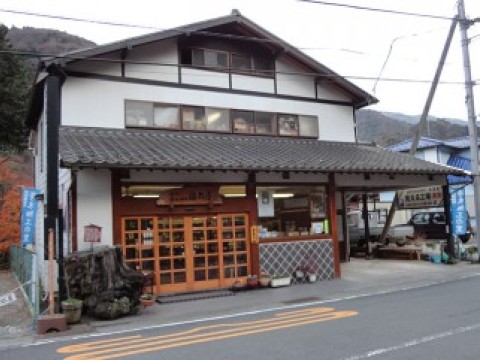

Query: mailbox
[84,224,102,243]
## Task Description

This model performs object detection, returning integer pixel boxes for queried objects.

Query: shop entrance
[122,213,250,294]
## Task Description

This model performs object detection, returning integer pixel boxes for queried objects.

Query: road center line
[342,322,480,360]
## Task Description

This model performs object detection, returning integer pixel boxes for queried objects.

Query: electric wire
[0,49,469,86]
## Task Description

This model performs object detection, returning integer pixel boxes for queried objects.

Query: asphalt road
[3,276,480,360]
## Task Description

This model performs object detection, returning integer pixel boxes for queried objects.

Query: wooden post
[48,228,55,316]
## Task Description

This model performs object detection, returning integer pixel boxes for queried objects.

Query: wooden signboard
[156,186,223,207]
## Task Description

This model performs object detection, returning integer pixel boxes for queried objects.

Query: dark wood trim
[111,170,123,246]
[247,173,259,276]
[341,190,349,262]
[329,173,341,278]
[259,236,332,244]
[65,71,355,107]
[71,173,78,252]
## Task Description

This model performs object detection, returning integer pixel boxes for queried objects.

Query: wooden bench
[377,247,422,260]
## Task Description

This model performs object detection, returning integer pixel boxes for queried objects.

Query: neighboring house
[26,11,464,295]
[388,136,475,223]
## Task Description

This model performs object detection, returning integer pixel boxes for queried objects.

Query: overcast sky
[1,0,479,120]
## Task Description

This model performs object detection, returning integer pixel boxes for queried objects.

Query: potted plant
[270,275,292,288]
[466,246,478,262]
[61,297,83,324]
[246,275,259,288]
[259,272,271,287]
[140,293,156,307]
[303,257,318,283]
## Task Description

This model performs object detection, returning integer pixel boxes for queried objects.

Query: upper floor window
[233,111,276,135]
[181,47,274,77]
[125,101,180,129]
[125,100,318,138]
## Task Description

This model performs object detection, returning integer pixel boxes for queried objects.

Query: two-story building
[26,11,464,295]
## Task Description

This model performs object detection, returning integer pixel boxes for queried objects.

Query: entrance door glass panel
[122,213,249,294]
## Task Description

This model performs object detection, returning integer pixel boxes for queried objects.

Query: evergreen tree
[0,25,31,152]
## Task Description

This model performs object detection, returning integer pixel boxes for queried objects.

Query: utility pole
[379,17,458,244]
[458,0,480,260]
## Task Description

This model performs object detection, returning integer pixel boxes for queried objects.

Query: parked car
[407,211,473,243]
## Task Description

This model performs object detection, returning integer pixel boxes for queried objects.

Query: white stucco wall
[125,39,178,83]
[275,57,315,98]
[61,77,356,142]
[423,147,439,163]
[76,169,113,251]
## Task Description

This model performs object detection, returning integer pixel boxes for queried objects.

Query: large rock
[62,246,144,319]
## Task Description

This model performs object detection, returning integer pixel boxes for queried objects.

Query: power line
[0,49,469,86]
[297,0,455,20]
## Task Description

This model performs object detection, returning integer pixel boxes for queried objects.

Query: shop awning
[447,155,472,184]
[59,126,466,176]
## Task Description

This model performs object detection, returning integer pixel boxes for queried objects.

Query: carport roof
[59,126,466,176]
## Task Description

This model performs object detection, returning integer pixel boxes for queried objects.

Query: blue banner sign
[20,188,40,245]
[449,185,467,236]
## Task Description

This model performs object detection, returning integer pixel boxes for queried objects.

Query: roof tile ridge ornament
[231,9,241,16]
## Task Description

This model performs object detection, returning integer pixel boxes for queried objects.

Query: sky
[1,0,479,120]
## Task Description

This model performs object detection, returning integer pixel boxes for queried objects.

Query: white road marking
[342,322,480,359]
[3,272,479,350]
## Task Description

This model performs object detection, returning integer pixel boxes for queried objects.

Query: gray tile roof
[59,126,465,175]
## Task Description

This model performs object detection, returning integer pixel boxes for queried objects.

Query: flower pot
[61,299,83,324]
[307,273,317,283]
[270,276,291,288]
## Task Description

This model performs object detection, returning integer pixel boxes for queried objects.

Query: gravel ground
[0,271,34,338]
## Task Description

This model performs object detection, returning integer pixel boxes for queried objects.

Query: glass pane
[193,243,205,255]
[182,106,206,131]
[157,217,169,229]
[192,218,204,228]
[222,217,233,227]
[207,217,217,227]
[208,269,219,280]
[125,233,138,246]
[192,49,204,66]
[224,267,235,279]
[160,259,170,270]
[194,257,206,268]
[222,231,233,240]
[204,50,227,68]
[125,219,138,231]
[160,273,172,284]
[299,115,318,137]
[193,230,205,242]
[223,255,234,266]
[173,232,184,243]
[125,248,137,260]
[235,229,246,239]
[159,246,170,257]
[173,245,185,256]
[278,114,299,136]
[232,110,254,134]
[141,260,154,271]
[195,270,206,281]
[174,258,186,270]
[208,256,219,267]
[174,272,186,283]
[125,100,153,127]
[238,266,248,277]
[234,216,245,226]
[206,108,230,132]
[207,230,217,241]
[223,241,234,253]
[141,218,154,230]
[236,241,247,252]
[153,104,180,129]
[207,243,218,254]
[231,54,251,71]
[172,218,184,229]
[237,254,247,264]
[255,112,276,135]
[141,248,154,258]
[159,232,170,243]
